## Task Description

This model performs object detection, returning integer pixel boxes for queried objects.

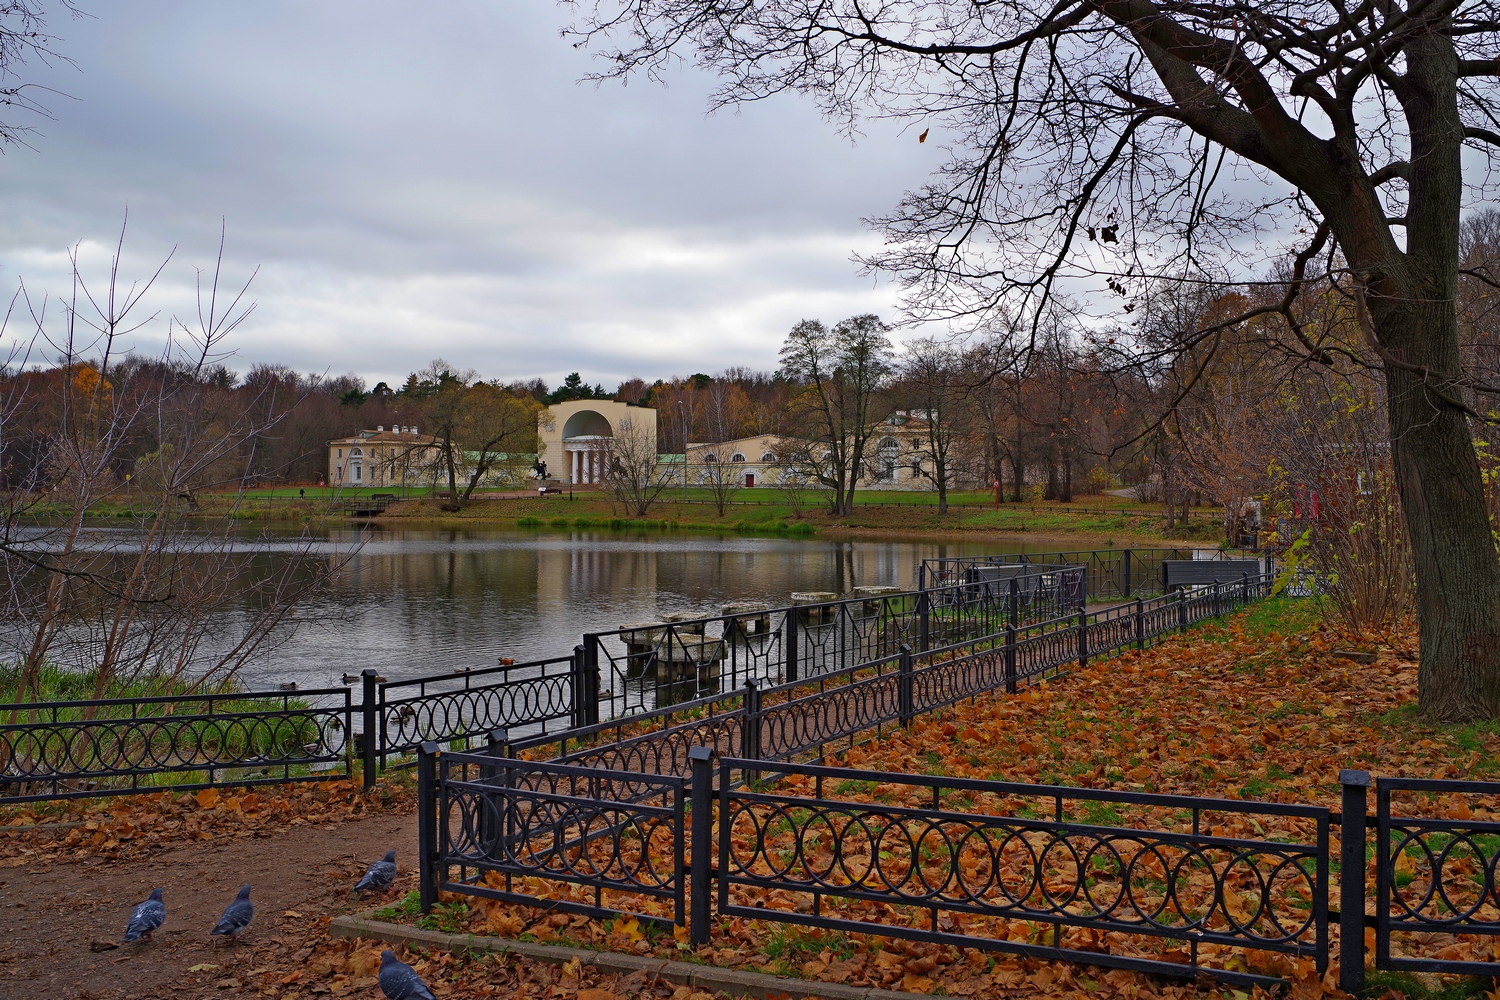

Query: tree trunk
[1375,298,1500,720]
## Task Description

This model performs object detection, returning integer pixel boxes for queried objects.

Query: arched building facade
[537,399,659,485]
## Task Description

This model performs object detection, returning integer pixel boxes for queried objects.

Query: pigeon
[353,850,397,893]
[210,884,253,941]
[378,949,437,1000]
[122,888,165,943]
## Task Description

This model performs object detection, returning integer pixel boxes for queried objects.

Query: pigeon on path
[379,949,437,1000]
[210,884,253,941]
[122,888,165,943]
[353,850,397,893]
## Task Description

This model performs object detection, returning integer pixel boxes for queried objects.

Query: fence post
[1134,597,1145,650]
[916,588,931,655]
[1177,590,1188,632]
[740,680,761,761]
[1008,577,1019,628]
[1122,549,1132,598]
[583,635,602,726]
[417,741,440,913]
[784,609,800,683]
[360,669,379,789]
[897,644,914,726]
[480,728,510,861]
[569,644,589,730]
[1004,624,1018,694]
[688,746,714,947]
[1077,606,1088,668]
[1339,769,1371,996]
[1212,580,1222,618]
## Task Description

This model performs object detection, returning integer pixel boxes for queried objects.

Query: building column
[571,449,579,484]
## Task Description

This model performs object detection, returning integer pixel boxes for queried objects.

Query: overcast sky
[0,2,937,390]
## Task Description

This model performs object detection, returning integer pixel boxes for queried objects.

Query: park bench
[1159,558,1261,592]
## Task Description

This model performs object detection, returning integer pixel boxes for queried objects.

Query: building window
[703,453,719,464]
[353,465,362,482]
[877,438,900,483]
[730,453,746,462]
[760,452,776,463]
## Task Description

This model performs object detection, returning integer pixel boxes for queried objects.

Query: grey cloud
[0,2,937,387]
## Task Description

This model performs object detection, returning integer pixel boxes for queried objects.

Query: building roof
[329,429,442,446]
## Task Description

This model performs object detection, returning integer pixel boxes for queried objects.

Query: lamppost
[677,400,688,503]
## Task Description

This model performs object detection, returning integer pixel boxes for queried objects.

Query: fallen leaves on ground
[0,776,415,864]
[388,599,1499,1000]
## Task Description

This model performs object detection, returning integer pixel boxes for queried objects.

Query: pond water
[223,525,1089,690]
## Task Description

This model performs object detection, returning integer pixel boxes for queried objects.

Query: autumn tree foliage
[778,315,896,515]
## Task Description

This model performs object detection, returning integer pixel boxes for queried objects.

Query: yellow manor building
[327,425,443,487]
[532,400,974,490]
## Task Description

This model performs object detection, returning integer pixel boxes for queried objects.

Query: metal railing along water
[0,550,1255,804]
[920,547,1271,602]
[582,566,1086,723]
[0,688,353,803]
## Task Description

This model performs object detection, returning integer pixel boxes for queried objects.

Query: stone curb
[330,912,927,1000]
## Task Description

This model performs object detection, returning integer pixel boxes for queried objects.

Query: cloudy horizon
[0,1,938,390]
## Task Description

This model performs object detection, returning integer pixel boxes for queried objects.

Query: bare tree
[898,337,972,512]
[0,226,356,702]
[602,416,675,516]
[571,0,1500,719]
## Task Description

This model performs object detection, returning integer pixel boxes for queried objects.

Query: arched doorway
[562,409,614,484]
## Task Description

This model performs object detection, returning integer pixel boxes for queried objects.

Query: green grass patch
[373,890,423,923]
[1362,970,1497,1000]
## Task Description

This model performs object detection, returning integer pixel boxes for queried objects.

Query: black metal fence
[371,655,578,771]
[581,566,1086,721]
[0,549,1263,805]
[419,741,686,928]
[1371,776,1500,978]
[0,688,353,803]
[512,574,1272,785]
[417,748,1500,990]
[920,548,1270,602]
[715,757,1329,989]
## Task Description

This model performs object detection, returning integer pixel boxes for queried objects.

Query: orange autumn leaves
[843,607,1491,804]
[0,778,413,864]
[407,601,1498,999]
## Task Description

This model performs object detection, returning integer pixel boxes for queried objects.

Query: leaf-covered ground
[397,598,1500,1000]
[0,777,415,865]
[4,598,1497,999]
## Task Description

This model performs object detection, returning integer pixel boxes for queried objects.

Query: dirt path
[0,810,418,1000]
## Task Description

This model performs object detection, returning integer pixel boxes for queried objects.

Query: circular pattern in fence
[2,705,344,790]
[442,779,677,891]
[722,801,1319,945]
[1388,827,1500,925]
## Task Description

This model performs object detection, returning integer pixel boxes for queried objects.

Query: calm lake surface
[234,525,1089,690]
